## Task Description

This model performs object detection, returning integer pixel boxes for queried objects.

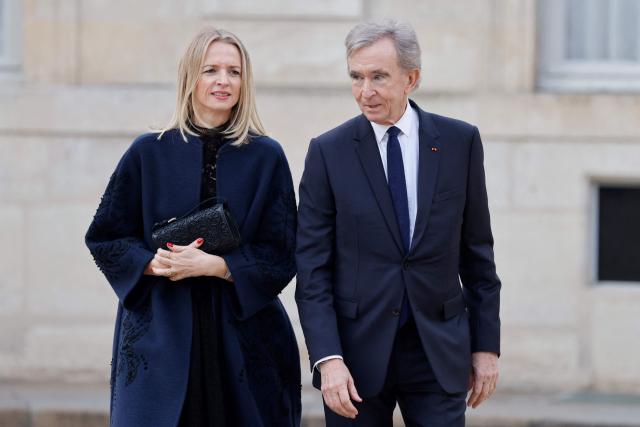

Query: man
[295,20,501,426]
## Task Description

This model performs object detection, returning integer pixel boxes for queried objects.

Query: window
[538,0,640,91]
[597,186,640,283]
[0,0,21,74]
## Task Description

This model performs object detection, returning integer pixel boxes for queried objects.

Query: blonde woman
[86,28,301,426]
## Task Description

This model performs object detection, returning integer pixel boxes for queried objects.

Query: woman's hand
[149,238,232,282]
[143,257,171,276]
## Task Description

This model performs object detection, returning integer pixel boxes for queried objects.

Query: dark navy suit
[296,100,501,425]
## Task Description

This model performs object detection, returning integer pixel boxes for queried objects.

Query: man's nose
[361,80,375,98]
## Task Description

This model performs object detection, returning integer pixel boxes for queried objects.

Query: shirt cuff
[313,355,343,372]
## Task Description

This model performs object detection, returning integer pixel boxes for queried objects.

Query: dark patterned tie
[386,126,411,326]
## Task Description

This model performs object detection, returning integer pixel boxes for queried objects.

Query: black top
[178,124,229,427]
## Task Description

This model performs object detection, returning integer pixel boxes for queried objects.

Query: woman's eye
[231,70,241,76]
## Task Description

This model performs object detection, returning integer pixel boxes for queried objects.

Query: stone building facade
[1,0,639,395]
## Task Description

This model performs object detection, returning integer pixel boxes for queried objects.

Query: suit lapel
[410,101,441,253]
[354,115,405,255]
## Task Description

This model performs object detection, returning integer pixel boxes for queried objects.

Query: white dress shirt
[314,102,421,372]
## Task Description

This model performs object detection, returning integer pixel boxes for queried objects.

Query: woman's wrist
[203,254,230,279]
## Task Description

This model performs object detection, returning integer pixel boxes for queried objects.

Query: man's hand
[467,351,499,409]
[319,358,363,419]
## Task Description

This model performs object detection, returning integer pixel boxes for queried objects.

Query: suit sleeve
[295,139,343,370]
[222,149,297,320]
[459,127,501,355]
[85,145,156,310]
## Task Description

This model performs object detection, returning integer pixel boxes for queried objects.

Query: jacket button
[402,261,410,270]
[392,309,400,316]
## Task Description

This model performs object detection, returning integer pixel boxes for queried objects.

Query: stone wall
[1,0,639,394]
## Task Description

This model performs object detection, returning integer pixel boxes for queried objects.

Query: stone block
[483,141,512,210]
[0,206,25,315]
[485,0,537,92]
[499,327,585,391]
[23,324,113,378]
[25,204,117,318]
[512,141,640,210]
[0,136,49,202]
[0,135,132,203]
[23,0,79,83]
[492,211,587,328]
[589,286,640,393]
[204,0,362,18]
[46,137,131,202]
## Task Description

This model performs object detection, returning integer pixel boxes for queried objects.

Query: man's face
[347,37,419,125]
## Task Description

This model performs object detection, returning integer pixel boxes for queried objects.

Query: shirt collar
[369,101,417,144]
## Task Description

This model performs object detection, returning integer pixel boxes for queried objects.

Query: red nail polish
[196,238,204,245]
[167,242,174,248]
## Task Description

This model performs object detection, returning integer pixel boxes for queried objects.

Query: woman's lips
[212,91,231,100]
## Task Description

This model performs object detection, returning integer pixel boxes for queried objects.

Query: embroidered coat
[85,129,301,426]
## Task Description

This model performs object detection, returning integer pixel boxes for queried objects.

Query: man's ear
[405,69,420,94]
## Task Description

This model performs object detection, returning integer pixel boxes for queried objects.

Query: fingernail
[196,238,204,245]
[167,242,174,248]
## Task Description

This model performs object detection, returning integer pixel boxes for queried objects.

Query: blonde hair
[159,28,266,145]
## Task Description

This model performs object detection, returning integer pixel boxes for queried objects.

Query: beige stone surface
[22,324,112,381]
[589,286,640,393]
[203,0,363,18]
[25,204,116,318]
[499,326,587,391]
[23,0,79,83]
[492,211,588,328]
[512,141,640,209]
[482,140,512,211]
[0,206,25,315]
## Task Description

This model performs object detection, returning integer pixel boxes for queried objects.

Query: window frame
[537,0,640,92]
[592,182,640,286]
[0,0,22,76]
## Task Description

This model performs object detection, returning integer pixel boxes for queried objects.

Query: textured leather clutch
[151,198,241,254]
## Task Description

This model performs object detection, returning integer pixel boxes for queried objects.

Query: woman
[85,28,301,426]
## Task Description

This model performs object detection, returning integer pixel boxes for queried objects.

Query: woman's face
[193,41,242,127]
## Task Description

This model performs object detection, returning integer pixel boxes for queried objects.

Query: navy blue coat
[86,129,301,426]
[296,100,501,397]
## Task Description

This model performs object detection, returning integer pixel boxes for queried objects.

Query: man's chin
[361,110,379,122]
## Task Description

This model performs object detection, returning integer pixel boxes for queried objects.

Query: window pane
[0,0,4,56]
[598,187,640,282]
[566,0,640,62]
[566,0,588,59]
[613,0,639,60]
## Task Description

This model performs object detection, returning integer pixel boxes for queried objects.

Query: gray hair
[345,19,422,76]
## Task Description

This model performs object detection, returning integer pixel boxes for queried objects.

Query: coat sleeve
[222,148,297,321]
[294,139,343,370]
[85,144,156,310]
[459,127,501,355]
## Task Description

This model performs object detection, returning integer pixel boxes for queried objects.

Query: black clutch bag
[151,197,241,254]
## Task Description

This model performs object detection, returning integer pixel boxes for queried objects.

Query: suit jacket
[295,99,501,396]
[85,129,301,426]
